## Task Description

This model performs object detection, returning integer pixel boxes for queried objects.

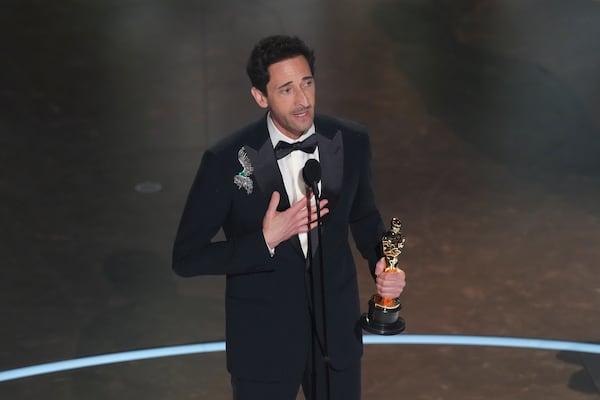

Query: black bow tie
[274,134,318,160]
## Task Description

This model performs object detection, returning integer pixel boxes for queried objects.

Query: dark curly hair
[246,35,315,95]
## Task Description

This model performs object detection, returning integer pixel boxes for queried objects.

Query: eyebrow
[276,81,293,90]
[276,76,314,90]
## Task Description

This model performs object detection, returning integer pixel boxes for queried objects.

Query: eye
[280,87,292,95]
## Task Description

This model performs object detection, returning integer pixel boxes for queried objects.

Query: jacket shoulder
[315,114,368,138]
[207,117,267,155]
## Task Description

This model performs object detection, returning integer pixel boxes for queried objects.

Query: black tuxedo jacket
[173,113,384,381]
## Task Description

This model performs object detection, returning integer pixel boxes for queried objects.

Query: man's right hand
[262,191,329,250]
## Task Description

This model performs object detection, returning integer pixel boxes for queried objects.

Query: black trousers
[231,353,361,400]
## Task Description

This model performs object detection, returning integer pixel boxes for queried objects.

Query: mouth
[292,108,311,118]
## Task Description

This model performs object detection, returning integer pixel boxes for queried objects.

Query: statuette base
[360,296,405,335]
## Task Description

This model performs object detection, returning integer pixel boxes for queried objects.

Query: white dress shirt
[267,113,320,256]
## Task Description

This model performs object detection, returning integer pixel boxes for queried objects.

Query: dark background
[2,0,600,398]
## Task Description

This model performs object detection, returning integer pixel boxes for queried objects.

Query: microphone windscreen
[302,159,321,186]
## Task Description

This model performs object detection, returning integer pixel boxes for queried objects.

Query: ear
[250,87,269,109]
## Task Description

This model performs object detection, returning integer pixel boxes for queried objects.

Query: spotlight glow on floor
[2,335,600,383]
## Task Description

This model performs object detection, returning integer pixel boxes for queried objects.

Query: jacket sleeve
[172,149,275,277]
[349,133,385,278]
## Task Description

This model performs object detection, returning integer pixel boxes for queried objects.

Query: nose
[296,87,309,107]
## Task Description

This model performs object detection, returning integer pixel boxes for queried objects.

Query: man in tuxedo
[172,35,406,400]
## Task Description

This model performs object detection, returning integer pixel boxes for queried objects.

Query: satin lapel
[244,138,290,209]
[310,129,344,259]
[244,132,305,258]
[317,129,344,202]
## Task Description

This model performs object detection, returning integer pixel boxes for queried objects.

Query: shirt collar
[267,112,316,149]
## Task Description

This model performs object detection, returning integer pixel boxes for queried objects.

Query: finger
[374,258,386,276]
[377,278,405,293]
[379,278,406,294]
[294,194,327,211]
[388,269,406,281]
[311,198,328,213]
[295,205,312,223]
[306,220,320,231]
[379,290,402,299]
[380,271,405,281]
[310,199,328,212]
[306,207,330,226]
[291,195,311,211]
[380,280,406,292]
[298,224,311,233]
[266,191,280,216]
[307,202,329,218]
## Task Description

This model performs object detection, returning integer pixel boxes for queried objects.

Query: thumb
[266,191,281,216]
[374,257,385,276]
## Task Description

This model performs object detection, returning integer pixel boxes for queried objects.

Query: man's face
[251,55,315,140]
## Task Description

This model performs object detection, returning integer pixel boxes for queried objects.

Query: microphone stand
[306,183,330,400]
[305,195,318,400]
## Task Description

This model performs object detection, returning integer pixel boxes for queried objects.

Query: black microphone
[302,159,321,199]
[302,157,331,398]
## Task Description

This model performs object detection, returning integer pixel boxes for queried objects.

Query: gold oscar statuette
[360,217,406,335]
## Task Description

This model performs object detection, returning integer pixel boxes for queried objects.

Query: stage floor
[2,0,600,398]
